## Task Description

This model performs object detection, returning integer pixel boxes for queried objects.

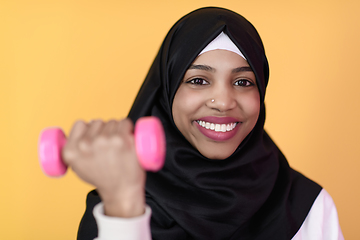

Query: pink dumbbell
[38,117,166,177]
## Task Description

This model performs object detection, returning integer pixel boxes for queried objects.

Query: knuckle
[110,135,125,146]
[93,135,107,146]
[78,139,92,151]
[120,118,133,128]
[73,120,87,129]
[107,119,117,124]
[90,119,103,125]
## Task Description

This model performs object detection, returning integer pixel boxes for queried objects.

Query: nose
[207,85,237,112]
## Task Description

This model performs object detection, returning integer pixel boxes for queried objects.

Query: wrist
[100,189,145,218]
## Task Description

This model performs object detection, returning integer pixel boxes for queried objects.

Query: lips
[194,116,240,141]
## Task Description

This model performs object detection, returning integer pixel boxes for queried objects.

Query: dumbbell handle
[38,117,166,177]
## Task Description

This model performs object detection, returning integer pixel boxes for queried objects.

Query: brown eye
[234,79,253,87]
[187,78,209,85]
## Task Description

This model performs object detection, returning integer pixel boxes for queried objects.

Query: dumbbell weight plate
[38,128,68,177]
[134,117,166,172]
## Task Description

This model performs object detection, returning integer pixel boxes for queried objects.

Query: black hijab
[77,7,321,240]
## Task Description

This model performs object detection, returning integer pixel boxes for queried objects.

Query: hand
[62,119,145,217]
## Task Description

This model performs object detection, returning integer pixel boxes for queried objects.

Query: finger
[82,119,104,141]
[62,120,87,165]
[68,120,88,144]
[115,118,134,136]
[100,120,118,136]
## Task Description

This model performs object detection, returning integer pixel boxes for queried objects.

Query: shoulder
[292,189,344,240]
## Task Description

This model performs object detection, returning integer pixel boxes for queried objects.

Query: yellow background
[1,0,359,239]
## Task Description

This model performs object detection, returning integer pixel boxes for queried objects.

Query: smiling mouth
[196,120,239,132]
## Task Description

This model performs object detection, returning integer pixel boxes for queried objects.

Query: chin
[199,148,235,160]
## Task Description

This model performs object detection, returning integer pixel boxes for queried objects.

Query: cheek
[172,100,187,129]
[172,88,193,132]
[172,87,207,140]
[241,91,261,120]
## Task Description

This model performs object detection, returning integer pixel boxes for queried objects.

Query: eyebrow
[188,64,253,73]
[188,64,215,72]
[231,66,253,73]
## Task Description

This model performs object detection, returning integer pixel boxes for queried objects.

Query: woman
[66,7,343,240]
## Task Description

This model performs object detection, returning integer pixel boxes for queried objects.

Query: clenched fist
[62,119,145,217]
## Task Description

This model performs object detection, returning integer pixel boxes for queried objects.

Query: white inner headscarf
[198,31,246,60]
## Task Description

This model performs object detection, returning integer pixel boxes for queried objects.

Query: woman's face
[172,50,260,160]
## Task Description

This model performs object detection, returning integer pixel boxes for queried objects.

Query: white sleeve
[92,202,152,240]
[292,189,344,240]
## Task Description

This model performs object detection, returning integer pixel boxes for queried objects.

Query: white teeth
[197,120,238,132]
[221,124,227,132]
